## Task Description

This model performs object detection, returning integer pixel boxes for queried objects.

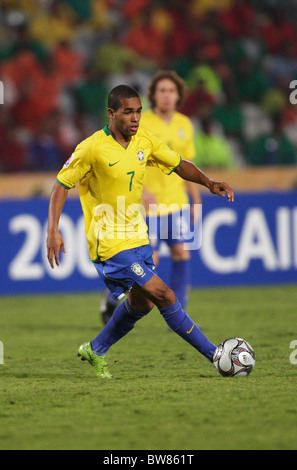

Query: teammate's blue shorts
[93,244,157,299]
[146,208,193,251]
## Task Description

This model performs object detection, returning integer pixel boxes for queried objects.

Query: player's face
[153,79,180,112]
[110,97,142,138]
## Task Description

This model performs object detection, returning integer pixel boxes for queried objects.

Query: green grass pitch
[0,285,296,450]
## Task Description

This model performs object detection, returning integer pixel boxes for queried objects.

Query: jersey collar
[103,125,111,136]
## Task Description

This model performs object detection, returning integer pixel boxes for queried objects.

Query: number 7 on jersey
[127,171,135,191]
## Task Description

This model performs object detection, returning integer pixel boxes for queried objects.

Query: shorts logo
[131,262,144,276]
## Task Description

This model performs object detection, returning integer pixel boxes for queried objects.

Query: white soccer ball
[213,338,255,377]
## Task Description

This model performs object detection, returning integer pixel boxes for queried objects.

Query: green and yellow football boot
[78,342,112,379]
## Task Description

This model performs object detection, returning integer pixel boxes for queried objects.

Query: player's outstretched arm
[175,159,234,202]
[47,181,68,269]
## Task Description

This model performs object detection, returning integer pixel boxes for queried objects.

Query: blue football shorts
[93,244,157,299]
[146,208,193,251]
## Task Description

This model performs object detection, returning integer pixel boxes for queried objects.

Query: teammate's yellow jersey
[141,110,195,214]
[56,125,181,261]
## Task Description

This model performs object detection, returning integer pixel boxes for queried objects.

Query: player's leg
[100,288,119,325]
[79,292,153,378]
[127,285,155,312]
[170,243,190,310]
[91,295,154,356]
[99,255,158,327]
[80,247,156,377]
[152,250,159,267]
[99,216,161,326]
[167,209,192,310]
[99,246,160,326]
[137,274,216,362]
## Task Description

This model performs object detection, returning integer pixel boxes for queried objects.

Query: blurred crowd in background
[1,0,297,173]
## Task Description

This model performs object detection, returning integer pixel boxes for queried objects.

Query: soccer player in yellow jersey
[101,71,200,324]
[47,85,234,379]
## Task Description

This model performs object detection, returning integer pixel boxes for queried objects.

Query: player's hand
[46,231,66,269]
[209,181,234,202]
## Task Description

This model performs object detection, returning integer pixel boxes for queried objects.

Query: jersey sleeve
[147,133,182,175]
[56,136,93,189]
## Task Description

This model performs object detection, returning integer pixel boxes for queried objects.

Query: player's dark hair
[148,70,186,109]
[108,85,140,111]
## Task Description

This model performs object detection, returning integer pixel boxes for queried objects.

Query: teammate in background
[101,71,200,324]
[46,85,234,379]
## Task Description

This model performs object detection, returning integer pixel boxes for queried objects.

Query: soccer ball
[213,338,255,377]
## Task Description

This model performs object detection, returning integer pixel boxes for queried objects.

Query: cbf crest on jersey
[137,150,144,161]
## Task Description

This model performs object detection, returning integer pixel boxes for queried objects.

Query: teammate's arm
[175,159,234,202]
[47,181,69,269]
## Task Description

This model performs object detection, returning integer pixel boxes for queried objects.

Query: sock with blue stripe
[159,299,216,362]
[170,259,190,310]
[91,299,148,356]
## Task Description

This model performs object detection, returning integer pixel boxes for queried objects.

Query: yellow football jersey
[57,125,181,261]
[141,110,195,214]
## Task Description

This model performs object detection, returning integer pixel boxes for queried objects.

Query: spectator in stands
[5,21,48,63]
[166,2,202,59]
[0,111,27,172]
[28,111,63,171]
[260,76,289,117]
[194,116,234,169]
[225,19,267,71]
[259,10,297,55]
[185,49,222,100]
[108,60,151,96]
[60,0,93,21]
[190,0,232,19]
[1,0,297,175]
[72,65,109,128]
[218,0,256,38]
[235,59,270,103]
[121,7,168,66]
[29,0,75,48]
[2,50,41,92]
[180,79,215,119]
[264,43,297,82]
[9,54,62,133]
[246,113,296,166]
[93,30,150,76]
[212,86,244,140]
[1,0,40,16]
[52,41,84,85]
[121,0,151,19]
